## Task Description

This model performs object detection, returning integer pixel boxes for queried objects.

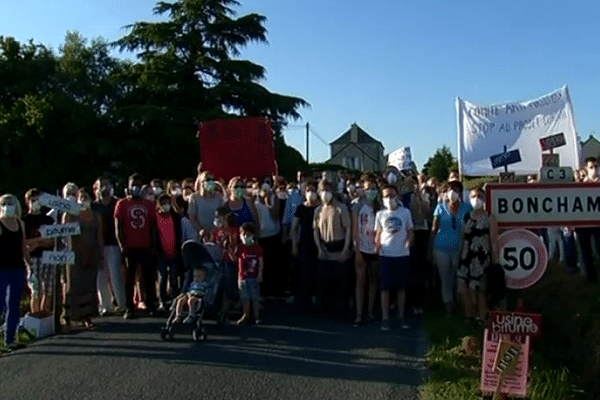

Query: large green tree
[422,145,458,182]
[114,0,308,179]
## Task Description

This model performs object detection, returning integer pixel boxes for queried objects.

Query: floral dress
[458,211,491,290]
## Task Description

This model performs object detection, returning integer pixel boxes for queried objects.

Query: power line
[309,127,329,146]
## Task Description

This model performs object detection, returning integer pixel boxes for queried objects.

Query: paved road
[0,304,427,400]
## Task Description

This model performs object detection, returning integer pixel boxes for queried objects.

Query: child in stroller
[161,240,220,342]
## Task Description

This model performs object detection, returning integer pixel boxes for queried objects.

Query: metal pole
[306,122,310,164]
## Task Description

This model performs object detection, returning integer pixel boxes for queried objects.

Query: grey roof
[582,134,600,146]
[330,123,383,146]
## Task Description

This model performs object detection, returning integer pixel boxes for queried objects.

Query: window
[345,156,361,170]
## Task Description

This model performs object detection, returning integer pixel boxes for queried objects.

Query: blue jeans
[0,268,26,346]
[157,257,179,303]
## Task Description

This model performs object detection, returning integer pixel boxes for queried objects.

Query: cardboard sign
[39,223,81,239]
[490,149,522,169]
[541,153,560,167]
[481,329,529,397]
[486,182,600,228]
[539,132,566,151]
[539,166,573,182]
[498,229,548,289]
[38,193,81,216]
[493,339,522,375]
[489,311,543,340]
[41,251,75,265]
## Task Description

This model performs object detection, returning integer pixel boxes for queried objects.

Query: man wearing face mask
[574,157,600,283]
[114,173,159,319]
[150,179,165,197]
[23,189,55,314]
[313,180,352,314]
[93,177,126,316]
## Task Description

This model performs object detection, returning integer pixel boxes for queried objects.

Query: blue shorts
[238,278,261,301]
[379,256,410,291]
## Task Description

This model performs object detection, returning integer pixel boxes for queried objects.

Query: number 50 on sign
[498,229,548,290]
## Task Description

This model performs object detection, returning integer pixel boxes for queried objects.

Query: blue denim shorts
[238,278,261,301]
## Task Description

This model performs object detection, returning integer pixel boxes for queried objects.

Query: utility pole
[306,122,310,164]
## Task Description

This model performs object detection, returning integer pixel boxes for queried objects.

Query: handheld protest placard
[37,193,81,215]
[39,223,81,239]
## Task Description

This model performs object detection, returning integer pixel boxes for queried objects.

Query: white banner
[457,86,581,176]
[388,146,413,171]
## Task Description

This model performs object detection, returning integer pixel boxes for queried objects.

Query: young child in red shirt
[236,222,264,325]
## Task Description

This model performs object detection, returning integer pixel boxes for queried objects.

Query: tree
[113,0,309,178]
[422,145,457,182]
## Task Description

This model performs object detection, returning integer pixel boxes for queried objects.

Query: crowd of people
[5,157,599,350]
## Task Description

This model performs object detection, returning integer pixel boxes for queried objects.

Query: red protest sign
[488,311,542,340]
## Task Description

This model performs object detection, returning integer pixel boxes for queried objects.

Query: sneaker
[236,316,249,325]
[123,310,135,320]
[399,318,410,330]
[381,319,391,331]
[254,319,263,325]
[353,316,362,328]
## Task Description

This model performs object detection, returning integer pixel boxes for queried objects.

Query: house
[327,123,385,172]
[581,134,600,162]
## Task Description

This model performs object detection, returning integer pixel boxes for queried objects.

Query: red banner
[198,117,278,182]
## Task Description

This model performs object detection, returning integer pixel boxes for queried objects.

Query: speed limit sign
[498,229,548,289]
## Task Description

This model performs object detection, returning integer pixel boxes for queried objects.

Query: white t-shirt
[375,206,414,257]
[254,196,281,238]
[358,204,377,254]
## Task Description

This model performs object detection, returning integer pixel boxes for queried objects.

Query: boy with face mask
[235,222,264,325]
[374,185,414,331]
[23,188,55,314]
[114,173,158,319]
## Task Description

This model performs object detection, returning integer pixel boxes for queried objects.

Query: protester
[0,194,28,350]
[23,189,55,314]
[353,173,380,326]
[458,187,498,324]
[225,176,257,227]
[167,180,186,216]
[155,194,184,310]
[430,180,472,316]
[313,179,352,315]
[216,211,240,325]
[576,157,600,283]
[62,188,103,331]
[375,184,414,331]
[291,179,320,308]
[236,222,264,325]
[188,171,224,233]
[92,177,126,316]
[254,178,283,297]
[114,173,158,319]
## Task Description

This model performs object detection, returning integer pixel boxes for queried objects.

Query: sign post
[490,146,521,182]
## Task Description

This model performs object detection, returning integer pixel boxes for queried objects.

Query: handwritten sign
[39,223,81,239]
[539,132,566,151]
[41,251,75,265]
[37,193,81,216]
[480,329,529,397]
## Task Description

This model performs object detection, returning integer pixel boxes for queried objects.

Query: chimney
[350,123,358,143]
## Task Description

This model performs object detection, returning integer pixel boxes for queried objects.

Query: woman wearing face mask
[352,174,381,326]
[0,195,28,350]
[458,187,498,324]
[430,180,472,317]
[62,188,104,331]
[167,180,185,216]
[188,171,225,233]
[225,176,258,228]
[313,180,352,315]
[290,180,320,307]
[254,177,283,297]
[92,177,126,316]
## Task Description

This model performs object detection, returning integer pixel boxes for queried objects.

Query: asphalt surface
[0,303,428,400]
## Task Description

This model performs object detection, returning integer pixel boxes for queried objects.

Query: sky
[2,0,600,170]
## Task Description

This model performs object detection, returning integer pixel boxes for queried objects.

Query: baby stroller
[160,240,221,342]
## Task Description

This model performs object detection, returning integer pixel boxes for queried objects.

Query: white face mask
[387,173,398,184]
[470,198,484,210]
[153,187,163,195]
[161,204,171,213]
[277,191,288,200]
[172,188,182,197]
[1,205,16,218]
[287,188,297,196]
[306,191,317,203]
[448,190,459,202]
[321,191,333,204]
[383,198,397,210]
